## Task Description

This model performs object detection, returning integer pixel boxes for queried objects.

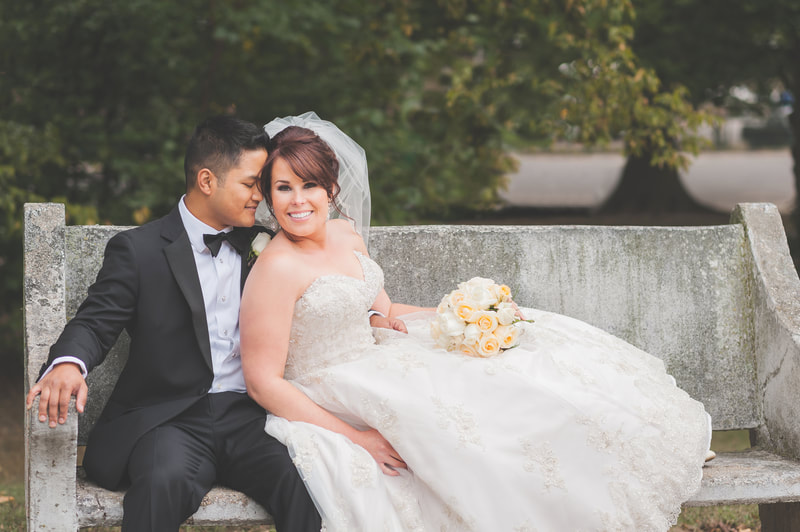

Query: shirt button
[223,329,228,336]
[221,296,226,302]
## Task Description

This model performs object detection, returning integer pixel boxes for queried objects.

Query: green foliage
[0,0,708,364]
[631,0,800,257]
[1,0,707,222]
[633,0,800,107]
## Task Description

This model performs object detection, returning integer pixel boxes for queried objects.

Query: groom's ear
[195,168,216,196]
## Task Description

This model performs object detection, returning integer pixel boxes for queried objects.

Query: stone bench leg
[24,203,79,530]
[760,502,800,531]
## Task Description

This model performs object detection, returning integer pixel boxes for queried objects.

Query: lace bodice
[284,252,383,380]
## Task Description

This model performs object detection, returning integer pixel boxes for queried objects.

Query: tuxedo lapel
[162,210,214,372]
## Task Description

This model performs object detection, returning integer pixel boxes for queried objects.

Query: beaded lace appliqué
[432,396,484,450]
[284,252,382,380]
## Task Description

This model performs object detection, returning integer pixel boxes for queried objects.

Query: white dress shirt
[45,197,248,393]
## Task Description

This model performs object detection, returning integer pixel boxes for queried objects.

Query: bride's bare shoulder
[327,219,366,251]
[252,235,302,276]
[328,218,358,235]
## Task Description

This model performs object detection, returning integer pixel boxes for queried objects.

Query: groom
[26,116,321,531]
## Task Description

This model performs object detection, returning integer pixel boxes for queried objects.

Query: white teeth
[289,211,312,219]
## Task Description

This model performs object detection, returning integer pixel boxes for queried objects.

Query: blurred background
[1,1,797,529]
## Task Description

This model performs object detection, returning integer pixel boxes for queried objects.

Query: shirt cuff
[368,310,386,319]
[41,357,88,380]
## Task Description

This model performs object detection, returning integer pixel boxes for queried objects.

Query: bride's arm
[240,251,406,476]
[370,289,434,318]
[348,229,435,320]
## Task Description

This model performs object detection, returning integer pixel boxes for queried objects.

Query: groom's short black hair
[184,116,270,189]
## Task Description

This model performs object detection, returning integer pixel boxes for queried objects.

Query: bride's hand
[369,314,408,334]
[354,428,407,476]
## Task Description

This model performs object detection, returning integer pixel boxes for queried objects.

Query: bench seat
[76,469,272,527]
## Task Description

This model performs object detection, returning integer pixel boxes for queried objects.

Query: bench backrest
[26,203,766,446]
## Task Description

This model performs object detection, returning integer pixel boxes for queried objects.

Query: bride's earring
[328,200,334,219]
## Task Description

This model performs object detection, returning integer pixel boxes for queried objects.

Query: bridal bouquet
[431,277,528,358]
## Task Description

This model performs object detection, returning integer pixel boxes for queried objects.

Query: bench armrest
[24,203,80,529]
[733,203,800,459]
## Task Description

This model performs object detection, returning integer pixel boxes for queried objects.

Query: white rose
[466,284,498,310]
[251,232,271,256]
[439,311,467,337]
[463,277,495,289]
[446,335,463,352]
[496,303,517,326]
[463,323,482,345]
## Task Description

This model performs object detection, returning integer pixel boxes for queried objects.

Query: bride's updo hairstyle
[260,126,345,218]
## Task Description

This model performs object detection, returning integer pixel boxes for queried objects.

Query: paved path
[501,149,796,213]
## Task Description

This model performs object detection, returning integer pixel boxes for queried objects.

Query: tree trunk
[600,153,709,214]
[787,106,800,271]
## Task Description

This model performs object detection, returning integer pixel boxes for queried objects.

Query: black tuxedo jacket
[44,206,269,490]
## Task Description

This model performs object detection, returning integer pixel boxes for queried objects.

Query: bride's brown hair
[260,126,344,217]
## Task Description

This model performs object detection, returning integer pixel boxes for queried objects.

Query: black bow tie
[203,229,249,257]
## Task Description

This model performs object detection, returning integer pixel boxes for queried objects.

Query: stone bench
[24,201,800,530]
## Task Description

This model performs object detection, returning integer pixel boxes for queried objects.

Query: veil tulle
[257,112,371,246]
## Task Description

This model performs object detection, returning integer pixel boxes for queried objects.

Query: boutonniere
[247,231,272,266]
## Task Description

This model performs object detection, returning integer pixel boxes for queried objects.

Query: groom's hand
[26,363,88,428]
[369,314,408,334]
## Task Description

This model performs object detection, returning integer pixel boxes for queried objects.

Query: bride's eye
[303,182,319,189]
[277,184,291,191]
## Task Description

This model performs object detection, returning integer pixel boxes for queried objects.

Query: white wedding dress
[265,252,711,531]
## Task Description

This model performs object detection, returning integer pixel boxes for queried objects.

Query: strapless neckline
[298,250,369,302]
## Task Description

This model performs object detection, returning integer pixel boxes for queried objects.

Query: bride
[240,113,712,531]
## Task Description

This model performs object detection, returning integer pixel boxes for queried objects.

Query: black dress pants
[122,392,320,532]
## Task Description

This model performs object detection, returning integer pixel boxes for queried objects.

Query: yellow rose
[459,343,480,357]
[455,300,477,322]
[495,284,512,301]
[472,311,499,332]
[478,333,501,357]
[448,289,467,307]
[495,324,520,349]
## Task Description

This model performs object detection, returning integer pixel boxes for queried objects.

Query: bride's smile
[269,157,329,237]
